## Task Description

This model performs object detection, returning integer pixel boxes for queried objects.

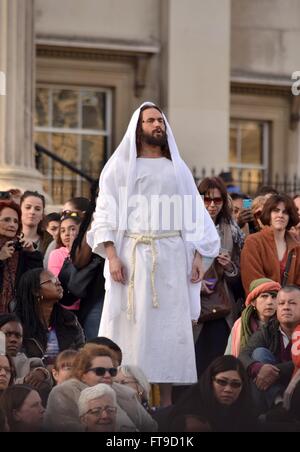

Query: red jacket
[292,324,300,370]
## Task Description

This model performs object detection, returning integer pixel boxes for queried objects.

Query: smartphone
[0,331,5,355]
[242,198,252,209]
[0,191,10,200]
[205,278,217,290]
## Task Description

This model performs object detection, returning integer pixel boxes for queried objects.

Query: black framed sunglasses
[60,211,82,221]
[213,377,243,389]
[87,367,118,377]
[203,196,223,205]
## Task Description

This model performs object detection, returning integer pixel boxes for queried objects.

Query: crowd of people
[0,102,300,432]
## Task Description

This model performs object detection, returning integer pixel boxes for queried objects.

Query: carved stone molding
[231,80,299,130]
[231,81,291,98]
[36,42,158,97]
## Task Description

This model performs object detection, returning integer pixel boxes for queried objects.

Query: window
[229,119,269,194]
[34,86,112,203]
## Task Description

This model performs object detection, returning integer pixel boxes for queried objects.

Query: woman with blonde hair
[251,195,268,232]
[114,365,151,411]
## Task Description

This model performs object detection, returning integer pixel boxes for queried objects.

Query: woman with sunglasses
[195,177,244,376]
[15,268,84,363]
[241,194,300,295]
[44,343,157,432]
[166,355,257,432]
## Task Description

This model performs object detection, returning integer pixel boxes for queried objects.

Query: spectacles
[87,367,118,377]
[213,377,243,389]
[86,406,117,417]
[203,196,223,205]
[0,366,11,374]
[142,118,165,125]
[40,276,59,286]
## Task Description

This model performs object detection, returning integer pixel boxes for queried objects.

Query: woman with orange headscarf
[225,278,280,357]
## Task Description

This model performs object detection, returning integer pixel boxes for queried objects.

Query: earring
[37,295,44,303]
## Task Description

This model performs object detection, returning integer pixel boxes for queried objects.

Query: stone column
[160,0,231,175]
[0,0,43,192]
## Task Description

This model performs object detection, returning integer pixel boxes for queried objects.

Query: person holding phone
[230,194,255,235]
[0,191,11,201]
[196,177,244,376]
[0,200,43,314]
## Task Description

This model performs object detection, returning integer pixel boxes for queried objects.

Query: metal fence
[192,167,300,197]
[35,145,300,203]
[35,143,98,204]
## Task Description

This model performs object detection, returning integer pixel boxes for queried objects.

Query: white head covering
[87,102,220,320]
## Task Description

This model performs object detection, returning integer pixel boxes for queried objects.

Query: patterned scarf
[216,219,245,252]
[240,304,257,350]
[0,237,19,314]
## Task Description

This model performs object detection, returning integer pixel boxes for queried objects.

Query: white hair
[118,365,151,401]
[78,383,117,417]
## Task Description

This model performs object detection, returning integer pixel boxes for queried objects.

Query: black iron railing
[192,167,300,197]
[35,143,98,204]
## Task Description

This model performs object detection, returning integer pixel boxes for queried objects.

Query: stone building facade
[1,0,300,200]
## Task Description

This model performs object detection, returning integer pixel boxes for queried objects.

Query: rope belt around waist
[125,231,181,321]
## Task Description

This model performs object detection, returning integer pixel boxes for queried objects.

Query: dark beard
[141,130,168,148]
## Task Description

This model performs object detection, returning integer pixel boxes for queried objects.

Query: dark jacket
[23,304,85,359]
[239,319,294,386]
[77,254,105,323]
[165,357,258,432]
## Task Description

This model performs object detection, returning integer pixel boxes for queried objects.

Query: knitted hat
[245,278,281,306]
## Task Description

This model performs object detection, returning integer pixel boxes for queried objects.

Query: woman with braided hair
[225,278,280,357]
[15,268,84,363]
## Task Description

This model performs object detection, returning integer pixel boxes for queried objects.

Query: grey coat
[44,378,157,432]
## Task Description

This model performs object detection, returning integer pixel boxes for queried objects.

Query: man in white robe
[87,103,220,406]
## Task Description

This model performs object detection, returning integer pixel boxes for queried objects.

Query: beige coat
[44,378,157,432]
